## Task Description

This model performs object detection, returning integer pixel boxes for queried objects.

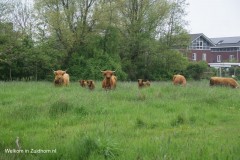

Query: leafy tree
[34,0,97,68]
[115,0,170,80]
[159,0,190,49]
[0,22,21,80]
[0,0,13,22]
[0,0,191,81]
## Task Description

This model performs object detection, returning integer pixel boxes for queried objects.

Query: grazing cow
[101,70,117,90]
[210,77,239,88]
[53,70,69,86]
[79,80,87,87]
[173,74,186,86]
[138,79,150,88]
[86,80,95,90]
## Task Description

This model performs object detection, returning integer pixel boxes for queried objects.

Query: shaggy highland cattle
[210,77,239,88]
[79,80,87,87]
[138,79,150,88]
[86,80,95,90]
[173,74,186,86]
[101,70,117,90]
[53,70,69,86]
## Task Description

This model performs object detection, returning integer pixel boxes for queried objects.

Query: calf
[86,80,95,90]
[138,79,150,88]
[79,80,87,87]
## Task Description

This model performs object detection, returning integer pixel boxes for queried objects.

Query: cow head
[54,70,66,85]
[87,80,93,85]
[79,80,87,87]
[101,70,115,79]
[138,79,143,84]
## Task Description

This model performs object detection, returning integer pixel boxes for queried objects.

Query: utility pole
[219,67,222,77]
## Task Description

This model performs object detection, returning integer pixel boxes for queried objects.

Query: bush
[186,61,208,80]
[149,50,189,80]
[229,67,240,80]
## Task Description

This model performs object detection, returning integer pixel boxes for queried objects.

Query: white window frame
[202,53,206,61]
[217,55,221,62]
[198,41,203,49]
[229,55,234,61]
[192,53,197,61]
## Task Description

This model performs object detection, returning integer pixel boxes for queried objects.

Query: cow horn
[101,70,105,72]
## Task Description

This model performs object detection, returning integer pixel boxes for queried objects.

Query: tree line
[0,0,208,81]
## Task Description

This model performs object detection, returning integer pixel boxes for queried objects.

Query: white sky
[185,0,240,38]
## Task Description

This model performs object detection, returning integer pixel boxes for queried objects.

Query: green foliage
[229,67,240,80]
[68,50,127,81]
[0,0,190,81]
[149,50,189,80]
[186,61,208,80]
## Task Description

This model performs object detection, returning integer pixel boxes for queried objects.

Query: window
[197,41,203,49]
[217,55,221,62]
[192,53,197,61]
[190,37,209,50]
[217,40,223,45]
[199,41,203,48]
[202,53,206,61]
[229,55,234,61]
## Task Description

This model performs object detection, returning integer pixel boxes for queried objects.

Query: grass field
[0,81,240,160]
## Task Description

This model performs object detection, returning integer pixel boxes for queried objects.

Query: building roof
[189,33,215,46]
[210,36,240,47]
[211,37,240,44]
[189,33,240,48]
[190,33,202,42]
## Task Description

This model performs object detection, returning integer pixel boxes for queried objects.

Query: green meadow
[0,81,240,160]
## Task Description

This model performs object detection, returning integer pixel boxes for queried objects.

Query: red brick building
[188,33,240,68]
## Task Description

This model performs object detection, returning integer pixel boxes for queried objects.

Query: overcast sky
[185,0,240,38]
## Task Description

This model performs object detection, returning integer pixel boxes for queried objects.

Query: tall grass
[0,81,240,159]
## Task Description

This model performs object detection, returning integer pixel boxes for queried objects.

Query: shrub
[229,67,240,80]
[186,61,208,80]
